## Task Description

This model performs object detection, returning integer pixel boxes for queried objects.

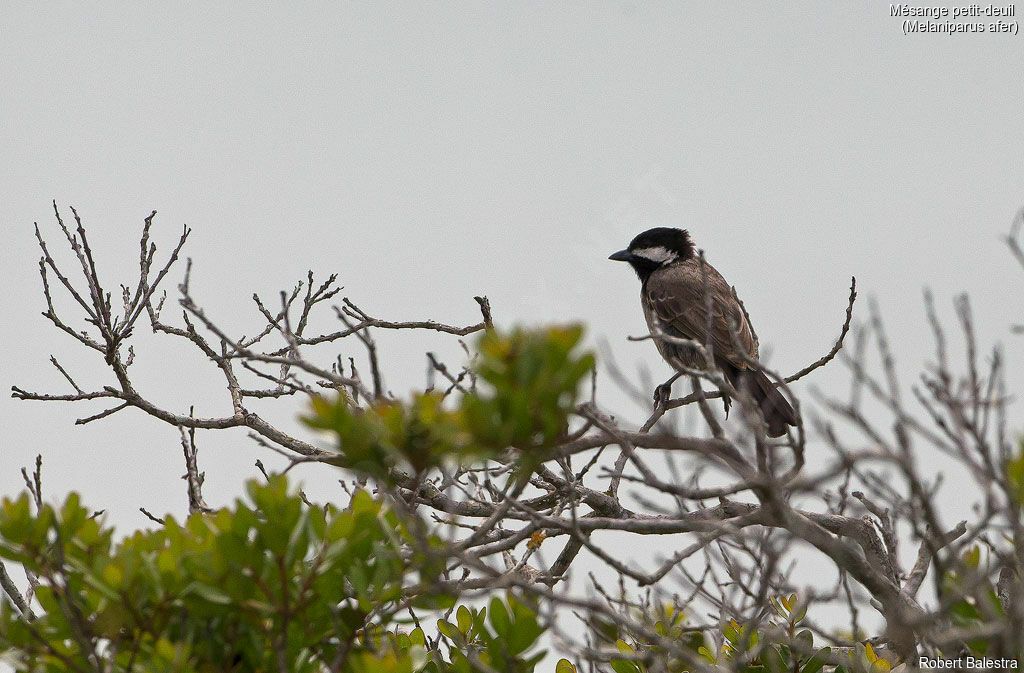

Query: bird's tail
[739,368,798,437]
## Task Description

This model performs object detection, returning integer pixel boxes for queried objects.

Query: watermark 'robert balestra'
[919,656,1019,669]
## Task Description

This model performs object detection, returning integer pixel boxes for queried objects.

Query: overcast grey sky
[2,2,1023,619]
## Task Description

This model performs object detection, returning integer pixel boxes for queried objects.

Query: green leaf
[190,582,232,605]
[762,646,787,673]
[790,595,808,623]
[801,647,831,673]
[505,598,543,655]
[489,597,511,637]
[410,626,426,646]
[555,659,578,673]
[456,605,472,635]
[437,619,461,644]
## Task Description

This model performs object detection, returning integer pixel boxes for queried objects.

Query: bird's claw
[654,383,672,407]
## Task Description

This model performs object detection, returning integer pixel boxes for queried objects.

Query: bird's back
[641,258,758,371]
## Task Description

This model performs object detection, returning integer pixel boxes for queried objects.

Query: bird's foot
[654,373,683,407]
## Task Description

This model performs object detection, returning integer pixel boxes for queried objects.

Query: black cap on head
[626,227,694,256]
[609,227,695,279]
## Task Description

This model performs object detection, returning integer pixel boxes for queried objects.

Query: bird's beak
[608,249,632,262]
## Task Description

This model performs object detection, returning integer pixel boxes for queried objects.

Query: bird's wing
[643,259,758,369]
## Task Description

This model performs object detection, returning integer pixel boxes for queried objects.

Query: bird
[609,227,797,437]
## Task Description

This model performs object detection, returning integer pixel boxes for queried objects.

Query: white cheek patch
[631,246,677,264]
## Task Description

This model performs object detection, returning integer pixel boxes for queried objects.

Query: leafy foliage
[2,483,1006,670]
[0,477,550,672]
[305,326,596,478]
[461,325,595,452]
[606,596,837,673]
[305,391,478,476]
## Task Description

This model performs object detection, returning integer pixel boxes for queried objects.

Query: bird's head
[609,227,695,279]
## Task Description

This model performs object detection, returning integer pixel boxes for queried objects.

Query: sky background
[2,0,1023,648]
